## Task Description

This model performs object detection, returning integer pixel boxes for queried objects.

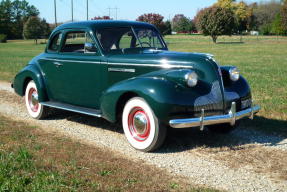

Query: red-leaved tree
[136,13,165,34]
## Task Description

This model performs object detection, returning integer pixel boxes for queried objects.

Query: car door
[41,29,106,109]
[39,31,65,102]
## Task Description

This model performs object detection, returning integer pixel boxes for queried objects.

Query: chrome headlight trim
[185,71,198,87]
[229,67,240,81]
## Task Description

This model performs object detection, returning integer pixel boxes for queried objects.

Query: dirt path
[1,81,287,192]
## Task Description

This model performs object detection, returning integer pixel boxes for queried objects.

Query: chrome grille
[194,81,223,113]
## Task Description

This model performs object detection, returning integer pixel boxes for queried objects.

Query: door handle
[53,62,63,67]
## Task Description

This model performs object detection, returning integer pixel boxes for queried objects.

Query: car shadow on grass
[44,110,287,153]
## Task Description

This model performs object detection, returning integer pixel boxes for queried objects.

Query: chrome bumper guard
[169,102,260,129]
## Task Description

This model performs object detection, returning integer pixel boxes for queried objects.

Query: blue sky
[27,0,268,23]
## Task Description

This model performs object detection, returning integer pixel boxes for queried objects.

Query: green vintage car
[13,20,260,152]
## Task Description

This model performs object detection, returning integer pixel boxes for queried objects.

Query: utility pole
[71,0,74,22]
[86,0,89,20]
[54,0,57,26]
[107,7,119,20]
[114,6,119,20]
[107,7,111,18]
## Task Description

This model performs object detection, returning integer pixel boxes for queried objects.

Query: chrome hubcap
[28,88,39,112]
[31,92,39,106]
[133,112,148,134]
[128,107,151,142]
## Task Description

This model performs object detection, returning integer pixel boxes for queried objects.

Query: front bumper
[169,102,260,129]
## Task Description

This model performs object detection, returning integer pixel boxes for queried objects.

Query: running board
[41,101,102,118]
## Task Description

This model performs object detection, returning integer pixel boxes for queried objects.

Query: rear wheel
[25,80,49,119]
[122,97,166,152]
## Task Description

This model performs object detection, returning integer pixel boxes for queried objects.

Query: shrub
[0,34,7,43]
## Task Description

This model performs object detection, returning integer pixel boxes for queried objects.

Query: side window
[48,33,62,52]
[97,27,136,52]
[135,29,164,49]
[62,31,85,53]
[61,31,95,53]
[119,31,133,49]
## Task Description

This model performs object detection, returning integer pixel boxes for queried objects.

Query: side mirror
[84,42,97,53]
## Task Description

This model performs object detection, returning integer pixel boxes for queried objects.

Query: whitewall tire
[122,97,166,152]
[25,80,49,119]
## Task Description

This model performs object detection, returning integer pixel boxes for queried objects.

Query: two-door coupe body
[13,20,260,151]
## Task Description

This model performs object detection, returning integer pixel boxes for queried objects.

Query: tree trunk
[211,35,217,43]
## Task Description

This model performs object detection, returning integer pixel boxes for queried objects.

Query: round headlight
[185,71,198,87]
[229,67,240,81]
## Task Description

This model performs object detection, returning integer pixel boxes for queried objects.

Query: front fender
[13,64,48,102]
[100,76,206,123]
[220,66,251,98]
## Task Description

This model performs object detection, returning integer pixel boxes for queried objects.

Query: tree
[281,0,287,34]
[91,16,112,20]
[215,0,236,10]
[271,13,284,35]
[195,6,236,43]
[40,18,51,39]
[23,16,42,44]
[172,14,195,33]
[162,20,172,35]
[0,0,14,38]
[172,14,185,27]
[136,13,166,34]
[253,1,281,34]
[234,1,252,32]
[0,0,39,39]
[215,0,254,34]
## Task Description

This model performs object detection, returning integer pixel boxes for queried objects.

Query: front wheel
[25,80,49,119]
[122,97,166,152]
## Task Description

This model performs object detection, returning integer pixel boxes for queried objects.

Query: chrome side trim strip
[169,102,260,129]
[41,58,194,69]
[108,62,194,69]
[42,58,102,64]
[108,68,135,73]
[41,101,102,118]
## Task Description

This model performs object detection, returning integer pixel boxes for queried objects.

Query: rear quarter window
[48,33,62,52]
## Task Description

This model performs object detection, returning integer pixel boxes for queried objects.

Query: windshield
[96,27,166,53]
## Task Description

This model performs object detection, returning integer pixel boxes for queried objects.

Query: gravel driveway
[1,81,286,192]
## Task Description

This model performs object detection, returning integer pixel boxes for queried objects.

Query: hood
[107,49,213,65]
[107,49,221,83]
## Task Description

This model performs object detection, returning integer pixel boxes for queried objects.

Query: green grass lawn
[0,40,46,81]
[0,35,286,133]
